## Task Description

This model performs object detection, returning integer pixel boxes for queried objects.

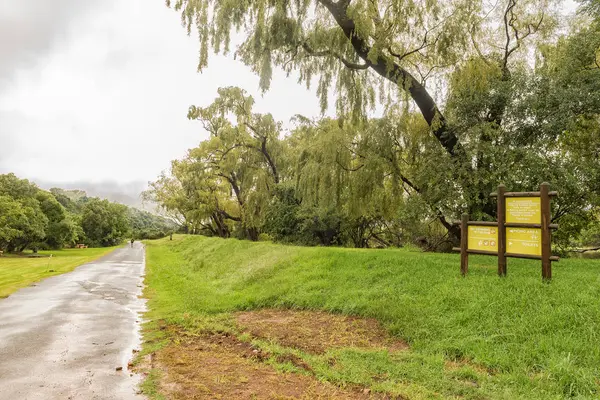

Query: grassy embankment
[142,235,600,399]
[0,247,118,298]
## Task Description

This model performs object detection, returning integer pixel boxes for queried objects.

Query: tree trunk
[318,0,466,161]
[260,139,280,184]
[247,227,259,241]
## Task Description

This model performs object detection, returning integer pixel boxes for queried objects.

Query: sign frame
[454,183,559,281]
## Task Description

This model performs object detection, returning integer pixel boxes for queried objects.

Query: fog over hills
[34,179,157,212]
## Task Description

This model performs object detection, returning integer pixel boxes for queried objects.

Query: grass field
[0,247,118,298]
[141,235,600,399]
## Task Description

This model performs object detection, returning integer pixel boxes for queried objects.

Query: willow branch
[301,42,371,70]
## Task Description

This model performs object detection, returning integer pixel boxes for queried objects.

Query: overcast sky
[0,0,329,197]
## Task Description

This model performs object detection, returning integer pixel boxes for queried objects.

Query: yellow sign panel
[468,225,498,252]
[506,197,541,224]
[506,228,541,256]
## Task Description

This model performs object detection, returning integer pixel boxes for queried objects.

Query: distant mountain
[34,179,158,212]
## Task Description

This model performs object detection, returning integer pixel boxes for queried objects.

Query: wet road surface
[0,243,146,400]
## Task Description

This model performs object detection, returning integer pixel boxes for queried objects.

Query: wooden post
[461,213,469,276]
[497,184,507,277]
[540,182,552,281]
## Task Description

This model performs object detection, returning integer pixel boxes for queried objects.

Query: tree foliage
[0,174,49,252]
[129,207,179,240]
[152,0,600,250]
[167,0,558,160]
[0,173,180,252]
[80,199,131,247]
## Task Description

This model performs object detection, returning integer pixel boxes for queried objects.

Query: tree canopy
[0,173,180,252]
[168,0,558,156]
[152,0,600,250]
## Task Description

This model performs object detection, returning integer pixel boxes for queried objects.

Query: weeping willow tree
[167,0,482,154]
[149,63,600,249]
[286,114,457,248]
[152,0,599,248]
[166,0,560,225]
[146,88,285,240]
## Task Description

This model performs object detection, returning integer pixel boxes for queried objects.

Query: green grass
[0,247,118,298]
[143,235,600,399]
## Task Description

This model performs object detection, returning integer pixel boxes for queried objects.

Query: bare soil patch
[236,309,408,354]
[445,360,493,376]
[152,332,392,399]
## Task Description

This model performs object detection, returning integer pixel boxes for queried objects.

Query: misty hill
[35,179,157,212]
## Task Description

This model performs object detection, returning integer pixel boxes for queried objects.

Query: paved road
[0,243,147,400]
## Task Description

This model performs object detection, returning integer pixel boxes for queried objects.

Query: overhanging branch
[301,42,370,70]
[316,0,465,159]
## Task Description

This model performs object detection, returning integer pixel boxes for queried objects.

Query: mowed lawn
[0,247,117,298]
[143,235,600,399]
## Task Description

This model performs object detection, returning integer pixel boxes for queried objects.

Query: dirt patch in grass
[152,332,392,399]
[445,360,493,377]
[236,309,408,354]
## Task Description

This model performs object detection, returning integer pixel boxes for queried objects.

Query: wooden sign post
[454,183,558,281]
[497,184,506,276]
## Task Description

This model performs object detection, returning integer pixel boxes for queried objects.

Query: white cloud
[0,0,329,188]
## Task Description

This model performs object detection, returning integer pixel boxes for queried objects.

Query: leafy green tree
[49,188,86,214]
[0,174,48,252]
[262,186,303,242]
[144,170,196,231]
[164,0,566,237]
[80,199,130,247]
[0,173,39,200]
[167,0,481,157]
[149,88,285,240]
[7,199,48,252]
[45,217,80,249]
[0,173,180,251]
[148,157,238,237]
[188,87,284,185]
[128,207,178,240]
[34,191,79,249]
[168,0,557,166]
[152,0,599,249]
[580,0,600,18]
[0,196,28,251]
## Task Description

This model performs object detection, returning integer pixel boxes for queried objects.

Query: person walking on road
[130,238,135,248]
